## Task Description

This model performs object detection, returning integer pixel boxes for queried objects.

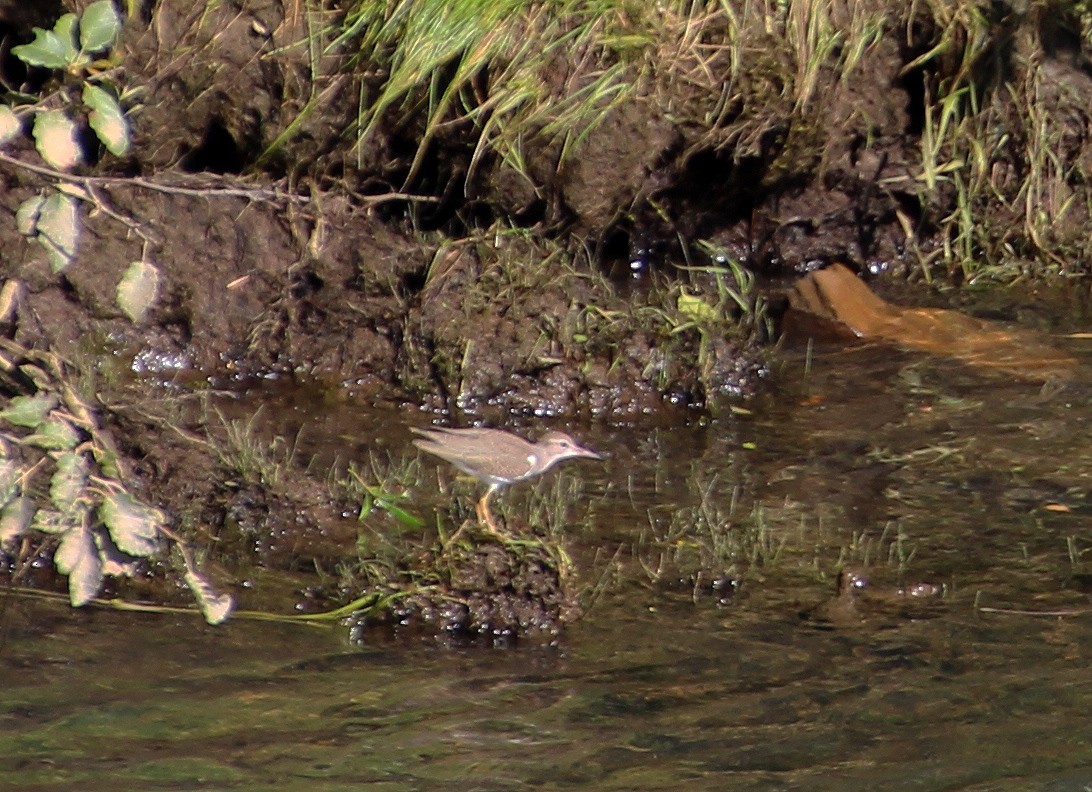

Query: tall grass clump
[897,0,1092,279]
[325,1,890,181]
[335,0,663,182]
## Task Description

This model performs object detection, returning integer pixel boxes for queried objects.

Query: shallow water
[5,318,1092,790]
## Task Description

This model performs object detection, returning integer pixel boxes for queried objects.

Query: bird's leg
[475,485,505,536]
[440,486,495,553]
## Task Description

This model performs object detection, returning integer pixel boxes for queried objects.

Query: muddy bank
[8,1,1092,410]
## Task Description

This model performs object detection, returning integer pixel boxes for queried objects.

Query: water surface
[4,313,1092,790]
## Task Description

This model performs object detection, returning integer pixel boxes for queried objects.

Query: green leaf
[25,416,80,450]
[50,451,88,512]
[15,195,44,236]
[183,567,234,625]
[0,497,35,547]
[116,261,159,323]
[362,484,424,528]
[0,458,14,489]
[0,279,22,325]
[83,84,129,155]
[386,502,425,528]
[0,106,21,146]
[0,459,18,505]
[11,17,79,69]
[677,290,718,324]
[0,393,58,428]
[79,2,122,54]
[54,14,81,62]
[31,508,68,535]
[32,110,82,170]
[100,491,162,557]
[360,482,423,524]
[55,521,103,606]
[36,192,80,272]
[92,444,122,479]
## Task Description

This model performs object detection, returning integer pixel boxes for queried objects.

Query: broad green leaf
[79,2,122,54]
[41,237,75,273]
[11,18,78,69]
[15,195,44,236]
[50,451,88,512]
[83,84,129,155]
[0,392,58,428]
[0,497,34,547]
[25,416,80,450]
[100,491,162,557]
[36,192,80,272]
[55,521,103,606]
[32,111,82,170]
[54,14,81,62]
[184,568,234,625]
[116,261,159,323]
[0,106,20,146]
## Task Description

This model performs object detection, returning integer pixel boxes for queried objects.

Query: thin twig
[0,150,438,206]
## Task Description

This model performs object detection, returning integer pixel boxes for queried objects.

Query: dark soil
[2,0,1091,637]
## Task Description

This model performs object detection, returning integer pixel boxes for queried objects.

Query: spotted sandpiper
[412,426,601,535]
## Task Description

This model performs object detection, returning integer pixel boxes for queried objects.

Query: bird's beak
[575,444,603,460]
